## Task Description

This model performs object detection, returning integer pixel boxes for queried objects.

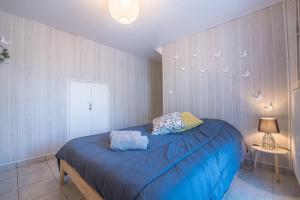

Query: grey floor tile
[48,165,62,183]
[61,182,84,200]
[1,160,298,200]
[19,178,60,200]
[0,190,18,200]
[273,172,300,200]
[222,176,235,200]
[18,162,50,176]
[46,159,58,168]
[34,190,67,200]
[17,157,46,168]
[45,154,56,161]
[48,165,71,185]
[18,166,53,188]
[227,168,273,200]
[0,177,18,195]
[49,164,59,178]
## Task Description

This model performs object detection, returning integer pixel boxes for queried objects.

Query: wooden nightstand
[250,145,289,182]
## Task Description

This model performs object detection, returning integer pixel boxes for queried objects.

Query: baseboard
[0,153,56,172]
[243,158,295,176]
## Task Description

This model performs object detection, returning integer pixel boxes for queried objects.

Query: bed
[56,119,244,200]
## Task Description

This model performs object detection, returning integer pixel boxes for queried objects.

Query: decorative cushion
[176,112,204,132]
[152,112,184,135]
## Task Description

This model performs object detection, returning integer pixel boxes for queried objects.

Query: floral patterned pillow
[152,112,184,135]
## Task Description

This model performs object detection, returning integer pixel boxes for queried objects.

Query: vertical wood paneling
[22,18,35,159]
[0,11,162,166]
[162,3,291,168]
[286,0,300,183]
[239,16,252,145]
[249,10,265,146]
[0,12,12,163]
[272,3,290,166]
[10,15,23,162]
[230,19,242,133]
[222,23,233,124]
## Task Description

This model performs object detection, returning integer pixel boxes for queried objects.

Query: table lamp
[258,118,280,150]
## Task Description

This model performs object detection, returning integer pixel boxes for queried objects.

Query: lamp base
[262,132,276,150]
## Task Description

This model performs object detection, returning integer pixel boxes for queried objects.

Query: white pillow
[152,112,184,135]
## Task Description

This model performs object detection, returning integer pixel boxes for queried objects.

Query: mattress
[56,119,243,200]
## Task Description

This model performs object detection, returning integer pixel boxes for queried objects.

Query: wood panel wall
[0,11,162,166]
[162,3,291,168]
[286,0,300,183]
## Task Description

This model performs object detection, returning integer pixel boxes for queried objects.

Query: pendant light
[108,0,140,24]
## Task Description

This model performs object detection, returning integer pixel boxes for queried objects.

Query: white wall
[162,3,292,168]
[0,11,162,166]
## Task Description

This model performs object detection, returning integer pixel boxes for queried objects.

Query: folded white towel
[110,131,141,139]
[110,134,148,151]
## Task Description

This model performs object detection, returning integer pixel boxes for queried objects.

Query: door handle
[89,103,92,111]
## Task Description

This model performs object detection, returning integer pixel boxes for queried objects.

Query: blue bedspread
[56,119,244,200]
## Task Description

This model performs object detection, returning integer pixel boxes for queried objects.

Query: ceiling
[0,0,282,62]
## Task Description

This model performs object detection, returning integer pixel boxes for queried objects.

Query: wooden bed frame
[60,159,104,200]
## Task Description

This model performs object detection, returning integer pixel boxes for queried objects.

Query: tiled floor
[0,159,299,200]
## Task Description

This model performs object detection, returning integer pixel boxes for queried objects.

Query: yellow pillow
[177,112,203,132]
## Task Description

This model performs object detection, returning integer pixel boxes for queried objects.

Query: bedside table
[250,145,289,182]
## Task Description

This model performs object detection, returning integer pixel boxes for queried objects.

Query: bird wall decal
[240,50,248,58]
[199,68,206,73]
[0,35,10,45]
[180,66,186,71]
[214,50,222,58]
[241,69,251,78]
[221,66,230,73]
[253,91,262,101]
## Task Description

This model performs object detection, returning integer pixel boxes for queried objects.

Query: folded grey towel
[110,131,141,139]
[110,133,148,151]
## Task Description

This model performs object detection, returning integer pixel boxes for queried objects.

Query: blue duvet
[56,119,244,200]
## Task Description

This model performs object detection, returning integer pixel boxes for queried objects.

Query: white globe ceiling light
[108,0,140,24]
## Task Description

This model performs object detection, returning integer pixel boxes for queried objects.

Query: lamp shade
[108,0,140,24]
[258,118,280,133]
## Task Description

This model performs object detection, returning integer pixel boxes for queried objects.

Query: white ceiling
[0,0,282,62]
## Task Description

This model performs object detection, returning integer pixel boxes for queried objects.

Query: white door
[69,81,91,140]
[90,83,110,134]
[69,81,110,140]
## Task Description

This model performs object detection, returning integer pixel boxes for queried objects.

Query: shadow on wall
[150,61,163,119]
